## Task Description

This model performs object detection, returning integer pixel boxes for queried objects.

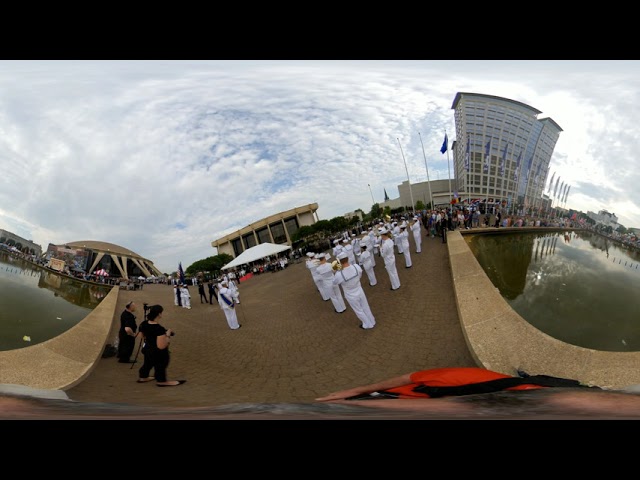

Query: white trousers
[385,260,401,290]
[222,307,240,329]
[344,290,376,329]
[363,265,377,286]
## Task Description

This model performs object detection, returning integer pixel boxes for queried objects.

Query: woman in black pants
[137,304,186,387]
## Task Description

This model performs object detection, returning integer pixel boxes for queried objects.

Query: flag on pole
[500,143,508,177]
[483,140,491,173]
[384,188,390,201]
[534,162,541,185]
[464,136,470,171]
[547,171,556,193]
[559,181,565,200]
[553,176,561,198]
[178,262,185,284]
[564,185,571,203]
[440,133,448,154]
[513,150,522,181]
[525,156,533,182]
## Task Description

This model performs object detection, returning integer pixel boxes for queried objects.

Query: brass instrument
[331,260,342,271]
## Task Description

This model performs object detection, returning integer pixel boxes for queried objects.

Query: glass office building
[451,92,562,213]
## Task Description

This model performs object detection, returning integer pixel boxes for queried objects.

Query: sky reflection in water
[467,231,640,352]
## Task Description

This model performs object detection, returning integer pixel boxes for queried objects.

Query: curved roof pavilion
[64,240,163,280]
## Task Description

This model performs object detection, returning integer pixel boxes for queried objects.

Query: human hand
[315,388,365,402]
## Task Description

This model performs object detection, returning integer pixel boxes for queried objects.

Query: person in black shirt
[198,281,208,303]
[207,281,217,304]
[137,304,186,387]
[117,301,138,363]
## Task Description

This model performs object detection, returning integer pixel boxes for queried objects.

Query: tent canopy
[221,243,291,271]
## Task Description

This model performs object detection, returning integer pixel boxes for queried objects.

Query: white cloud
[0,60,638,272]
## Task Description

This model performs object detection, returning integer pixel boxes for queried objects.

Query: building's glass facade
[452,93,562,212]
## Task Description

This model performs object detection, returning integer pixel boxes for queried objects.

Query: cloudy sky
[0,60,637,273]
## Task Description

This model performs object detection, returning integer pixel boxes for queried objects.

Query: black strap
[411,375,600,398]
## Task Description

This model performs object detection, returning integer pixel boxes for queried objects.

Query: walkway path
[66,235,476,408]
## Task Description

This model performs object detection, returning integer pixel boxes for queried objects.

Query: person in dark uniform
[208,280,218,304]
[197,281,208,303]
[137,304,186,387]
[117,301,138,363]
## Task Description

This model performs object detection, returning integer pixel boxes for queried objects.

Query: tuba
[331,260,342,271]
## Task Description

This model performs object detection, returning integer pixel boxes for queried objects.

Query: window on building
[256,227,271,244]
[284,217,299,239]
[243,233,257,249]
[269,221,287,244]
[231,238,243,257]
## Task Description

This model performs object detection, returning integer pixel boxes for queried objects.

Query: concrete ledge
[0,286,119,390]
[448,229,640,390]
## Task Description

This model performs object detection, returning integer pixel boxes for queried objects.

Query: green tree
[186,254,234,275]
[616,225,628,235]
[383,206,391,216]
[415,200,426,211]
[370,203,382,218]
[329,216,348,232]
[292,225,315,242]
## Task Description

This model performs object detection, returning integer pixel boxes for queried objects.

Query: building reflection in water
[0,252,112,351]
[466,230,640,352]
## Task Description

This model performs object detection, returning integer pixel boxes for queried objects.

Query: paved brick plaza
[66,236,476,408]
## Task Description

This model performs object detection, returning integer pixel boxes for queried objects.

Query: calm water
[466,230,640,352]
[0,252,112,351]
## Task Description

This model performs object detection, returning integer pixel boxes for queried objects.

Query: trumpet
[331,260,342,271]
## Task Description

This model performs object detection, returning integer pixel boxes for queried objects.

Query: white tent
[221,243,292,271]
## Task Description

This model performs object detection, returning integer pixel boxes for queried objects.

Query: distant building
[211,203,319,258]
[0,229,42,256]
[45,241,163,279]
[451,92,562,211]
[587,210,620,229]
[343,209,364,221]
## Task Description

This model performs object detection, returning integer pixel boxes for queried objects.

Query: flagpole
[397,138,415,214]
[418,132,434,209]
[445,131,452,208]
[367,183,375,206]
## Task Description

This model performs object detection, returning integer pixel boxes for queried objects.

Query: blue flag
[500,143,508,177]
[440,133,448,154]
[513,151,522,181]
[525,156,533,182]
[464,136,470,171]
[483,140,491,173]
[178,262,185,284]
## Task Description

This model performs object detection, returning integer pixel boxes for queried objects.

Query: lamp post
[367,184,375,206]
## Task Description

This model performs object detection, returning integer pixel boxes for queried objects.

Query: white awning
[221,243,291,270]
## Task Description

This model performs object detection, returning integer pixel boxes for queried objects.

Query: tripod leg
[130,337,143,370]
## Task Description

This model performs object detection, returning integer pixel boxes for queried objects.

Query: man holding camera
[117,301,138,363]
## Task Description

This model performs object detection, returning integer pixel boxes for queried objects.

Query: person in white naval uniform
[306,252,327,300]
[342,239,356,266]
[315,253,347,313]
[217,280,241,330]
[411,216,422,253]
[380,228,401,290]
[357,244,377,286]
[398,223,412,268]
[332,239,343,258]
[332,252,376,330]
[180,284,192,309]
[392,221,403,254]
